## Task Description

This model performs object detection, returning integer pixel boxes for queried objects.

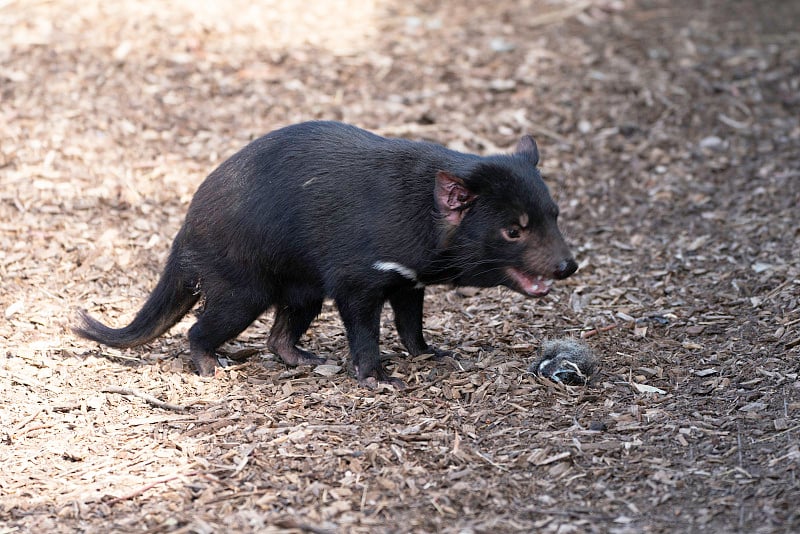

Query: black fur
[74,121,577,388]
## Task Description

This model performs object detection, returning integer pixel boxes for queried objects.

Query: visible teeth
[525,277,554,295]
[506,267,555,296]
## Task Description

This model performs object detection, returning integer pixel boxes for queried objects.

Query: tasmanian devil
[74,121,578,388]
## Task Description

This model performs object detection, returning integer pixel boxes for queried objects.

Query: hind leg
[188,288,268,376]
[267,298,325,366]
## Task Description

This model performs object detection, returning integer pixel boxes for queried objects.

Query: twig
[0,369,60,393]
[274,517,336,534]
[525,123,573,146]
[13,424,54,437]
[755,423,800,443]
[525,0,592,28]
[105,472,197,505]
[475,450,509,472]
[581,324,617,339]
[202,488,278,505]
[520,507,617,521]
[736,422,744,468]
[231,444,258,476]
[14,408,43,432]
[102,386,188,412]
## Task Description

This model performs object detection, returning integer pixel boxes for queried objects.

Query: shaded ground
[1,0,798,532]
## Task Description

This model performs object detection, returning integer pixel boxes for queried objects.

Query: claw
[192,351,219,377]
[356,364,406,390]
[358,376,407,390]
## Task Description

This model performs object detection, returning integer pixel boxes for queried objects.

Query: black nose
[554,258,578,280]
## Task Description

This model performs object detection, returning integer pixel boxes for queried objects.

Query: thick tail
[73,256,199,349]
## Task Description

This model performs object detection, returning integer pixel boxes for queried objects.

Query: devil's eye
[502,226,523,241]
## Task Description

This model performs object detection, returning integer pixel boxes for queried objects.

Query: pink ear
[435,171,476,225]
[515,135,539,166]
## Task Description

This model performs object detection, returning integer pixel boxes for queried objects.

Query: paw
[430,347,453,360]
[356,365,406,390]
[358,375,407,390]
[288,351,327,366]
[192,352,219,377]
[408,344,452,360]
[272,345,326,367]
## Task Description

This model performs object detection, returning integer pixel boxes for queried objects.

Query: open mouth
[505,267,554,297]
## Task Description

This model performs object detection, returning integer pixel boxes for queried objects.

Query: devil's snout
[554,258,578,280]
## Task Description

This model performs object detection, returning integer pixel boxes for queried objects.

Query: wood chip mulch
[1,0,798,532]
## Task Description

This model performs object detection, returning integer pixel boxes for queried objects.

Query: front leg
[388,286,450,359]
[336,293,405,389]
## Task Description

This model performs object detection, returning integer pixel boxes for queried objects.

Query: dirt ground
[1,0,798,532]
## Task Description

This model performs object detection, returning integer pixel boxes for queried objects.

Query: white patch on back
[372,261,424,288]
